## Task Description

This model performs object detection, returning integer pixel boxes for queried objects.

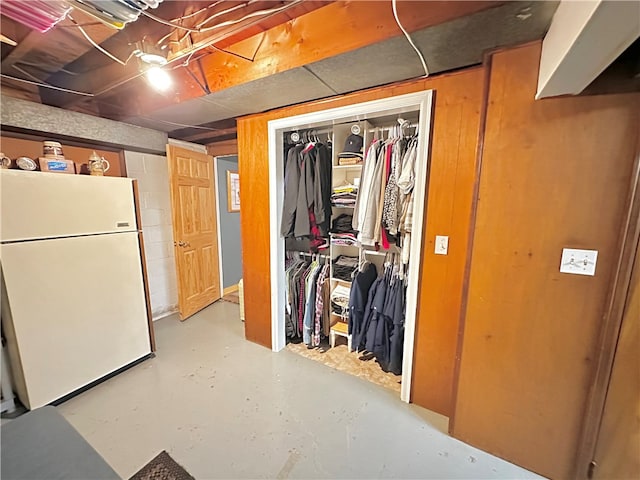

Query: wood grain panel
[0,136,124,177]
[196,160,210,180]
[198,186,213,232]
[451,43,640,479]
[238,67,483,418]
[178,185,195,235]
[411,79,483,416]
[593,239,640,480]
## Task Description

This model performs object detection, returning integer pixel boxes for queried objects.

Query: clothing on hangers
[348,255,406,375]
[348,262,377,347]
[284,253,331,347]
[281,135,332,239]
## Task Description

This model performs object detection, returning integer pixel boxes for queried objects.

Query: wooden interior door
[167,145,221,320]
[592,239,639,480]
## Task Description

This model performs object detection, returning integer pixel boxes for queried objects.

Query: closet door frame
[267,90,434,403]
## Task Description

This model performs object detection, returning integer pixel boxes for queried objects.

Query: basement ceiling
[1,1,559,145]
[136,0,559,143]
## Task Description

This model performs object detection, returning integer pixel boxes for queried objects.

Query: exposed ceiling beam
[536,0,640,98]
[87,0,506,121]
[181,126,238,143]
[41,1,329,112]
[193,1,507,97]
[1,10,118,80]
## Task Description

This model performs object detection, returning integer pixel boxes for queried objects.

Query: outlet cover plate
[560,248,598,276]
[435,235,449,255]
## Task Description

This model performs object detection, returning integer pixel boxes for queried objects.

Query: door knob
[177,241,191,248]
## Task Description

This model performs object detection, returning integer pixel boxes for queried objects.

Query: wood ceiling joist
[1,10,118,81]
[86,0,506,123]
[196,1,508,93]
[106,0,506,119]
[181,126,238,143]
[37,1,330,114]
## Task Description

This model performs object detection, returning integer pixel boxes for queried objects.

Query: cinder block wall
[124,151,178,320]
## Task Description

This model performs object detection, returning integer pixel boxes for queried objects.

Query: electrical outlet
[560,248,598,276]
[435,235,449,255]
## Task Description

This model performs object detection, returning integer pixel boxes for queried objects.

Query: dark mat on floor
[222,293,240,304]
[130,451,195,480]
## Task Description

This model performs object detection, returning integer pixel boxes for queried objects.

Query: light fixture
[146,66,172,91]
[139,51,168,66]
[134,39,168,66]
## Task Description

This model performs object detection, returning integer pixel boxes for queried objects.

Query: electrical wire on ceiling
[0,73,95,96]
[168,0,225,22]
[144,1,254,33]
[155,1,252,45]
[198,1,300,33]
[0,0,301,111]
[156,0,299,53]
[1,72,223,131]
[139,117,223,130]
[391,0,429,77]
[70,16,132,66]
[151,0,299,47]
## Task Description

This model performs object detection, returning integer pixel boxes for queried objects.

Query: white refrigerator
[0,170,152,409]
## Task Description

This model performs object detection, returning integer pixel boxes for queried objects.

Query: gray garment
[281,145,304,237]
[360,144,386,245]
[353,140,380,232]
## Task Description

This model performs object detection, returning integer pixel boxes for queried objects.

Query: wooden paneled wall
[237,68,484,415]
[0,136,125,177]
[451,43,640,479]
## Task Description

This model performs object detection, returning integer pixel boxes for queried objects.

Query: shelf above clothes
[333,164,363,170]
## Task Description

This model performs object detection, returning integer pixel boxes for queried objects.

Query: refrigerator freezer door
[0,232,151,409]
[0,170,137,242]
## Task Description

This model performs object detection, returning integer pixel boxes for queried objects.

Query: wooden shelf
[333,164,362,169]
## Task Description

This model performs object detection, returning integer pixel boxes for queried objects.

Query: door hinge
[587,461,597,479]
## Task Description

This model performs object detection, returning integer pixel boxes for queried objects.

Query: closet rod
[363,249,387,256]
[295,251,331,259]
[287,127,334,136]
[367,123,418,132]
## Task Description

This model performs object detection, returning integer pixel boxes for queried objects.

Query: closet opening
[268,91,433,402]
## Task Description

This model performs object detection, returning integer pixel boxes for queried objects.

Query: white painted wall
[124,151,178,320]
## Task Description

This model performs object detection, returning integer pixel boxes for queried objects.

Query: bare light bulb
[146,67,172,91]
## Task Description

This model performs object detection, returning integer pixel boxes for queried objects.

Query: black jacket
[348,263,377,346]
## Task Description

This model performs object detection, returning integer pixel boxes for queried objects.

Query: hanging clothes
[312,263,331,347]
[348,262,377,349]
[281,138,332,240]
[284,254,331,347]
[281,144,305,237]
[350,258,406,375]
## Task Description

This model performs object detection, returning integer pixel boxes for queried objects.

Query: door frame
[213,154,241,294]
[574,139,640,478]
[213,155,225,294]
[267,90,433,403]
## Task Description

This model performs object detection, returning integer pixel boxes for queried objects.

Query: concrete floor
[58,301,543,479]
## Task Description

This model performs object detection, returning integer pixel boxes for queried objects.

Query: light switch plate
[435,235,449,255]
[560,248,598,276]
